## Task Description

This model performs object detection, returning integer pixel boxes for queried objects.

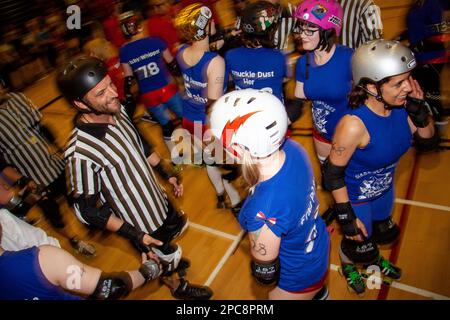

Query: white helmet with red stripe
[209,89,288,158]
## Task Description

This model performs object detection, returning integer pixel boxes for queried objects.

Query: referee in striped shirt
[57,57,212,300]
[339,0,383,49]
[0,79,95,255]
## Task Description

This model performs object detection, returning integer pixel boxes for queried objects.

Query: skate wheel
[382,278,393,286]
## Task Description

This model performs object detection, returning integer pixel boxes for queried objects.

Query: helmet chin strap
[357,84,402,110]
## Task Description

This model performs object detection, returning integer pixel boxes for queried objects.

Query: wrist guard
[334,202,360,237]
[116,221,151,253]
[139,258,162,282]
[167,59,181,77]
[15,176,32,188]
[405,97,430,128]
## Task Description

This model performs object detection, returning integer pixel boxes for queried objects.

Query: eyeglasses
[295,27,319,36]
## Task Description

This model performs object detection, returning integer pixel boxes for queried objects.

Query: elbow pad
[250,258,280,285]
[90,271,133,300]
[414,130,440,153]
[321,157,347,191]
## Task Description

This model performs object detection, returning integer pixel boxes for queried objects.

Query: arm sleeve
[238,198,290,238]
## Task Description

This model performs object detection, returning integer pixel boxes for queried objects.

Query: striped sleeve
[360,2,383,43]
[66,156,101,197]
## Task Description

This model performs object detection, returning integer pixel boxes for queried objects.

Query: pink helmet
[294,0,343,36]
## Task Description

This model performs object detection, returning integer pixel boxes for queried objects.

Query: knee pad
[151,244,182,275]
[162,122,175,140]
[372,217,400,245]
[341,237,379,264]
[73,195,112,230]
[312,286,329,300]
[90,271,133,300]
[151,204,188,244]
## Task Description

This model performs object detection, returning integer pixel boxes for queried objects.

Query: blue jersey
[295,45,353,141]
[346,106,412,203]
[239,139,329,291]
[407,0,448,63]
[0,247,82,300]
[225,47,287,101]
[176,45,217,123]
[119,37,171,93]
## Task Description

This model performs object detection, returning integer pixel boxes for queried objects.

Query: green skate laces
[378,256,397,275]
[344,265,364,285]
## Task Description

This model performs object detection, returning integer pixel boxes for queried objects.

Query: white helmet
[210,89,288,158]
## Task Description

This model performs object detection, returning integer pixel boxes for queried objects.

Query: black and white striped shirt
[274,2,297,53]
[339,0,383,49]
[0,92,64,187]
[64,106,168,234]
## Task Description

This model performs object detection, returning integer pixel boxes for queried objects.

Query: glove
[334,202,360,237]
[405,97,430,128]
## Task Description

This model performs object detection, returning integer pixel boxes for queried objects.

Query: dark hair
[348,77,390,109]
[318,28,337,52]
[242,32,276,49]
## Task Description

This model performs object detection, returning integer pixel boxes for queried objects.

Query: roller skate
[338,263,366,296]
[217,193,227,209]
[362,255,401,285]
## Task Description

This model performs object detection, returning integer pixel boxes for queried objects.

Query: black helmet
[240,1,279,36]
[57,57,108,102]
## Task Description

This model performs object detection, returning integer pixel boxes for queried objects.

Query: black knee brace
[73,195,112,230]
[341,237,379,264]
[372,217,400,245]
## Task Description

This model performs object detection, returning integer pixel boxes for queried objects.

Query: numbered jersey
[239,139,330,292]
[119,37,171,93]
[225,47,288,102]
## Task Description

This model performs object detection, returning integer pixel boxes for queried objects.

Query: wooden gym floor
[21,67,450,300]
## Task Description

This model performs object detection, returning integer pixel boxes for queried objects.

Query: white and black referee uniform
[0,92,64,187]
[339,0,383,49]
[273,2,297,53]
[65,105,169,234]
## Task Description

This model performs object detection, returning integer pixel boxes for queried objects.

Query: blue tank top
[119,37,171,93]
[176,45,218,123]
[225,47,288,102]
[239,139,329,291]
[295,45,353,141]
[0,247,82,300]
[345,106,412,203]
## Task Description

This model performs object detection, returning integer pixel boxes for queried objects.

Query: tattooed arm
[249,224,281,263]
[329,115,368,204]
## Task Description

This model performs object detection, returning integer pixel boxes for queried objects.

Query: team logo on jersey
[221,111,260,156]
[311,4,328,21]
[256,211,277,225]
